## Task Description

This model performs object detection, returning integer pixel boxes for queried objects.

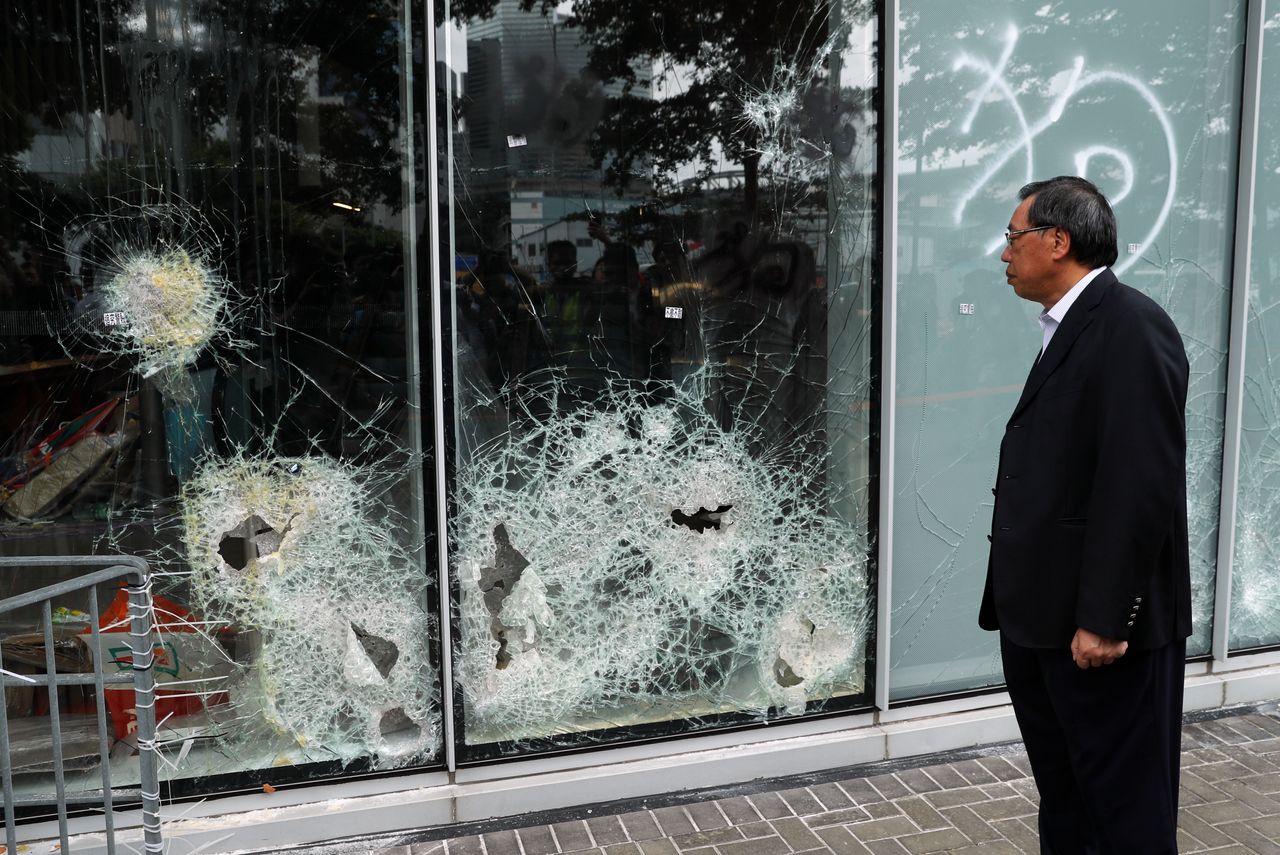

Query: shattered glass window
[0,0,440,794]
[438,0,880,750]
[891,1,1241,698]
[1231,8,1280,651]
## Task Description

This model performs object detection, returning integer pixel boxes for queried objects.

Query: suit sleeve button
[1127,621,1135,627]
[1134,597,1142,604]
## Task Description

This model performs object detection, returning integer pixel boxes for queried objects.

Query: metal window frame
[422,0,460,774]
[875,0,900,712]
[1216,0,1268,661]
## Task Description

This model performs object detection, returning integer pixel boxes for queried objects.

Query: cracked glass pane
[1232,9,1280,651]
[891,2,1240,698]
[438,0,879,750]
[0,0,440,794]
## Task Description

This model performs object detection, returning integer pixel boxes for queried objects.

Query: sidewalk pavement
[270,703,1280,854]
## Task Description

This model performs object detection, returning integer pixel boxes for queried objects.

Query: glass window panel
[439,0,880,753]
[0,0,439,795]
[1231,9,1280,651]
[891,1,1242,698]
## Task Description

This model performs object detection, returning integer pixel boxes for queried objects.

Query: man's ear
[1050,227,1073,262]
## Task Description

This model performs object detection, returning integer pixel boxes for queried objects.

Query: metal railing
[0,555,163,854]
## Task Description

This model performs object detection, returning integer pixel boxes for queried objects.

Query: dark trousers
[1000,633,1186,854]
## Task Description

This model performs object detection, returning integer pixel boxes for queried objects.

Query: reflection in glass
[0,0,439,791]
[440,0,880,748]
[891,1,1242,698]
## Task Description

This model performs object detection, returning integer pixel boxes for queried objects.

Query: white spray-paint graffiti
[952,24,1176,275]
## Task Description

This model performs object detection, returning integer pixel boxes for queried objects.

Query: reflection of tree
[446,0,875,218]
[0,2,129,240]
[0,0,424,457]
[2,0,413,226]
[443,0,879,447]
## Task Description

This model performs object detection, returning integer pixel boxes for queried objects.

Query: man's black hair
[1018,176,1119,268]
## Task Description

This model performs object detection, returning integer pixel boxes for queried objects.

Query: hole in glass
[670,504,733,533]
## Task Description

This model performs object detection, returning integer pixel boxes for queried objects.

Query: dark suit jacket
[979,269,1192,649]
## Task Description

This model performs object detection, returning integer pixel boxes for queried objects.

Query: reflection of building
[462,0,652,272]
[466,0,646,185]
[18,115,107,179]
[508,191,644,277]
[436,59,470,206]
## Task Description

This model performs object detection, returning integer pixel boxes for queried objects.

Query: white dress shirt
[1038,267,1108,355]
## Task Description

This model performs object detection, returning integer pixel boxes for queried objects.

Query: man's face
[1000,196,1057,305]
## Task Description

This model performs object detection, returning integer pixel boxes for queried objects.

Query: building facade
[4,0,1280,850]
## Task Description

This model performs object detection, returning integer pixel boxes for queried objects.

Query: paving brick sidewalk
[277,704,1280,855]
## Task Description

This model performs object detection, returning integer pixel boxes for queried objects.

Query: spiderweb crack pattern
[99,245,225,389]
[180,453,440,764]
[53,197,442,771]
[736,8,876,201]
[51,201,248,405]
[454,371,870,742]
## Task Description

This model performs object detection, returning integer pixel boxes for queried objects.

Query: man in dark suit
[979,176,1191,853]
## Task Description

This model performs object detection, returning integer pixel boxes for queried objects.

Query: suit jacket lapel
[1008,269,1115,423]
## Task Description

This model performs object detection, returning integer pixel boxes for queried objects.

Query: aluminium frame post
[875,0,901,712]
[423,0,459,772]
[400,0,434,750]
[1213,0,1267,663]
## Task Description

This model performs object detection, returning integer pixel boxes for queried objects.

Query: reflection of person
[544,239,587,333]
[542,240,593,390]
[589,243,647,382]
[457,254,546,390]
[643,239,692,385]
[979,177,1190,852]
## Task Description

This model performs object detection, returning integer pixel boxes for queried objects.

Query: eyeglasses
[1004,225,1055,246]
